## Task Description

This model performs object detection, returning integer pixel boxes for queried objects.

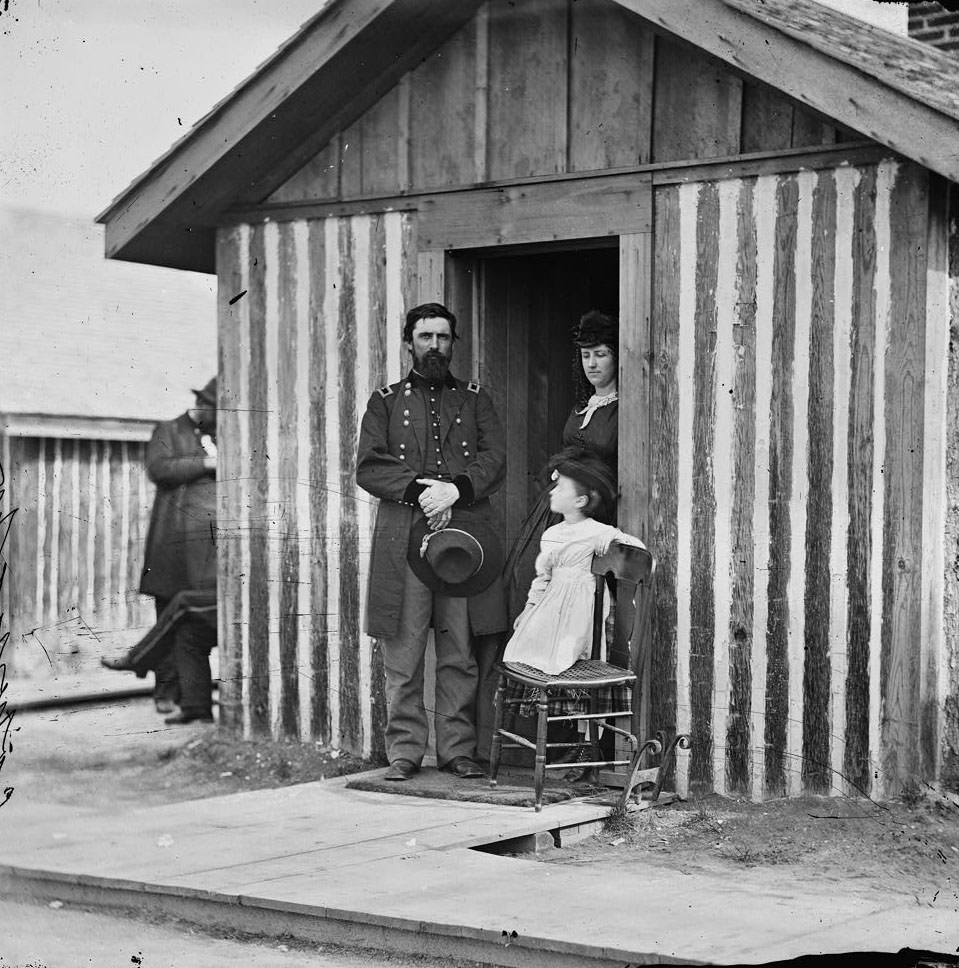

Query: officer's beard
[416,349,451,382]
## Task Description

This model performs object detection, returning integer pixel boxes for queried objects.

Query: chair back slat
[590,544,654,584]
[589,544,656,673]
[591,577,606,660]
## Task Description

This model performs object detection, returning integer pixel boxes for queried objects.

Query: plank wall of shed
[943,182,959,790]
[265,0,852,208]
[649,159,949,801]
[3,436,157,679]
[214,0,958,797]
[215,156,955,799]
[216,215,416,752]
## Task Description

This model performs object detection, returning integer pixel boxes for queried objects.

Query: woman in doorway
[502,308,619,623]
[476,309,619,765]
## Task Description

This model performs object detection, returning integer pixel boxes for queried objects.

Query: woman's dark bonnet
[571,309,619,406]
[549,445,617,523]
[571,309,618,353]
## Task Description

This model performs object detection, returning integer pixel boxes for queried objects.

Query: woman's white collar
[577,391,618,428]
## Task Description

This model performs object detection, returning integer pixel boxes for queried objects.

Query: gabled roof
[725,0,959,124]
[96,0,484,273]
[99,0,959,274]
[625,0,959,176]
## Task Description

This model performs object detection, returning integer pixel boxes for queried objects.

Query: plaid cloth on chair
[502,675,633,719]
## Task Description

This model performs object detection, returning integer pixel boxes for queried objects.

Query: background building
[1,205,215,683]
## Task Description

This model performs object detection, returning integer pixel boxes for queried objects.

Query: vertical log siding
[220,156,948,796]
[942,183,959,791]
[6,435,155,678]
[651,158,938,798]
[216,212,414,753]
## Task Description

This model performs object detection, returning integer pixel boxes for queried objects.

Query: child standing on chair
[503,447,646,675]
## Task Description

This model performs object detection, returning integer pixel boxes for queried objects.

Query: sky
[1,0,908,223]
[1,1,327,420]
[1,0,326,221]
[815,0,907,31]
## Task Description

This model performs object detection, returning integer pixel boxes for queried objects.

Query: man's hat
[408,509,503,598]
[192,376,217,406]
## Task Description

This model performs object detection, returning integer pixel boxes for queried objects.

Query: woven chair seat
[491,544,668,813]
[502,658,636,689]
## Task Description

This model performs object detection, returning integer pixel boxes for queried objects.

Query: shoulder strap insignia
[377,384,394,399]
[467,381,481,394]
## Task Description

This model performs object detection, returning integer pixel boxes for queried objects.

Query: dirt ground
[2,699,373,811]
[5,697,959,912]
[540,788,959,907]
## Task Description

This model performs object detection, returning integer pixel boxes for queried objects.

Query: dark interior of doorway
[468,244,619,550]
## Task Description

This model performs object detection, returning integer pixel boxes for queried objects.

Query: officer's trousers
[380,564,478,767]
[152,596,180,704]
[175,614,217,716]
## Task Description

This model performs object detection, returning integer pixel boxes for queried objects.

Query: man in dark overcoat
[357,303,507,781]
[105,378,219,723]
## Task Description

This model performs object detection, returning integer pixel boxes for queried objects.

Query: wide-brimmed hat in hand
[408,509,503,597]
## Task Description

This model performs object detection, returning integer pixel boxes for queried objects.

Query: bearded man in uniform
[356,303,507,781]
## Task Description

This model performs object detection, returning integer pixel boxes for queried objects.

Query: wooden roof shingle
[724,0,959,123]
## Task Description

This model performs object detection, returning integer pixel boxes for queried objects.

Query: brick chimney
[909,2,959,52]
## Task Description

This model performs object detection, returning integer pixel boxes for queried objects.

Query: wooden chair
[489,543,688,812]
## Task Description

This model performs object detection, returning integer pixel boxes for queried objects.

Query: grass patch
[682,798,721,832]
[603,801,636,838]
[729,842,758,866]
[898,777,925,808]
[173,732,375,789]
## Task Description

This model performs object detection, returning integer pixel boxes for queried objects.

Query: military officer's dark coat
[140,413,218,600]
[356,370,507,638]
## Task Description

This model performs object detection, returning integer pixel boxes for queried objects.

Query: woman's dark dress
[503,400,618,624]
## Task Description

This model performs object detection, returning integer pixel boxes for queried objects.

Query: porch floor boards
[0,774,949,966]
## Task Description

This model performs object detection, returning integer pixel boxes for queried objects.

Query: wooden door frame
[618,231,654,744]
[426,234,653,541]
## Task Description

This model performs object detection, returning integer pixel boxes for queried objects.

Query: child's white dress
[502,518,642,675]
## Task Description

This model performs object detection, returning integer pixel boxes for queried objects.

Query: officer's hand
[202,456,217,472]
[416,479,459,515]
[427,507,452,531]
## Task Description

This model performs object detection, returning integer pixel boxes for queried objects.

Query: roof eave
[102,0,959,274]
[98,0,483,273]
[95,1,341,228]
[615,0,959,184]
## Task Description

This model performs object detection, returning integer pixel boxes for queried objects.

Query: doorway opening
[450,242,619,550]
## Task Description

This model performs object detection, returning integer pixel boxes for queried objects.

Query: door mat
[345,766,599,807]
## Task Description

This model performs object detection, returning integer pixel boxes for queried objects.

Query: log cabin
[98,0,959,800]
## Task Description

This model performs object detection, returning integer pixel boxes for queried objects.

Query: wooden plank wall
[218,0,954,793]
[216,212,415,753]
[267,0,847,206]
[4,436,155,678]
[221,157,956,796]
[940,181,959,790]
[650,158,939,800]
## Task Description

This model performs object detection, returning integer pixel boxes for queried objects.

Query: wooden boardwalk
[0,774,951,966]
